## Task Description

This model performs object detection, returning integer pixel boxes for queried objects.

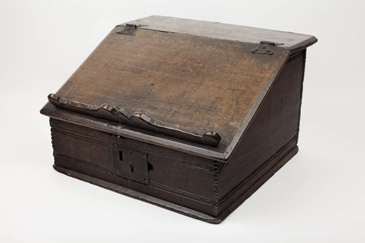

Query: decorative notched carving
[48,94,131,124]
[48,94,221,146]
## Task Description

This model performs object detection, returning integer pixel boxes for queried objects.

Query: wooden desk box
[40,16,317,223]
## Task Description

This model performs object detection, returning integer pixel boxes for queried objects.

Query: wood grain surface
[40,17,317,222]
[126,16,317,51]
[55,26,290,155]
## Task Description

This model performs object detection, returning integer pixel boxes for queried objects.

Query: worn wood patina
[41,16,317,223]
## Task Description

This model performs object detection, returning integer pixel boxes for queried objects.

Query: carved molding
[48,94,221,146]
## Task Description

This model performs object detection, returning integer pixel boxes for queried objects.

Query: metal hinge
[251,41,277,55]
[117,24,137,35]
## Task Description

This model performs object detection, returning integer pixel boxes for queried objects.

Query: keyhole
[130,164,134,173]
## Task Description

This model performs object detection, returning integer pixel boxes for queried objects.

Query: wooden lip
[48,93,221,147]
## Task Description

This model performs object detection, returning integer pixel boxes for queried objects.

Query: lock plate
[113,145,149,184]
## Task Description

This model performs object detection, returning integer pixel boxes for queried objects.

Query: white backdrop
[1,0,364,242]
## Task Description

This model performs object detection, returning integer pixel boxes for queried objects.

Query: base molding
[53,144,298,224]
[54,164,221,223]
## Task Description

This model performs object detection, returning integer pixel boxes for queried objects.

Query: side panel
[50,119,218,215]
[216,50,307,214]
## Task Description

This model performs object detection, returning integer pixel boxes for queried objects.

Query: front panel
[50,119,218,215]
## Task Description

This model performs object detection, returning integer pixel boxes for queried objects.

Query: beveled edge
[123,15,318,51]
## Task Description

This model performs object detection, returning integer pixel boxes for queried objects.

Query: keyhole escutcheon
[130,164,134,173]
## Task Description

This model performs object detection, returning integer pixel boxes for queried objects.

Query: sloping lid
[41,16,316,161]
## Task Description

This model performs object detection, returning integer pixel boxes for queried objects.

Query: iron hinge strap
[117,24,137,35]
[251,41,282,55]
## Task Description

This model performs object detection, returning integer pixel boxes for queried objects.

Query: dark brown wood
[127,16,317,52]
[50,119,218,215]
[40,16,317,223]
[48,93,221,146]
[53,144,298,224]
[43,25,291,159]
[215,50,307,214]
